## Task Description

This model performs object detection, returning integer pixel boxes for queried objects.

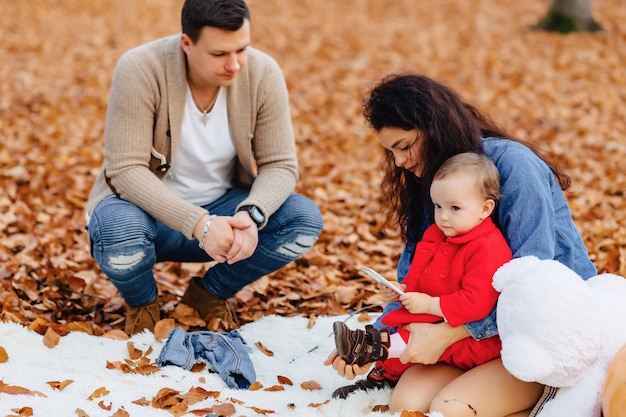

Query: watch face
[242,205,264,225]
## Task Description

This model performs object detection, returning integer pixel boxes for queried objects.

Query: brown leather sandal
[333,321,390,367]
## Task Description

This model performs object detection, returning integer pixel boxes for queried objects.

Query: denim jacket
[157,327,256,389]
[376,138,597,340]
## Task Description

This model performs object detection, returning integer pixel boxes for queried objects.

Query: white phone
[361,266,405,295]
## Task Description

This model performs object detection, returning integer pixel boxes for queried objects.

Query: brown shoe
[332,364,398,399]
[333,321,390,367]
[180,277,240,331]
[125,298,160,335]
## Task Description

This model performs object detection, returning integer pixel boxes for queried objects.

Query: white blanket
[0,315,396,416]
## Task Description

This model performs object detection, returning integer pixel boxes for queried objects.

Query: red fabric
[381,217,511,370]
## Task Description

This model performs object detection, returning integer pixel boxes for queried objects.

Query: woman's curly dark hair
[363,73,570,241]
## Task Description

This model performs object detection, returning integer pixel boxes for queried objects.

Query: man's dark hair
[181,0,250,43]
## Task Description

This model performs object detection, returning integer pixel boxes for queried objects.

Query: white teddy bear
[493,256,626,417]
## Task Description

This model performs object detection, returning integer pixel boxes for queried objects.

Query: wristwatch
[237,205,265,227]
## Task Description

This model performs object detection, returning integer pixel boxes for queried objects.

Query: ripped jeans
[88,188,323,306]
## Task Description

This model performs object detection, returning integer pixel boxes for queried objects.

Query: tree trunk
[534,0,602,33]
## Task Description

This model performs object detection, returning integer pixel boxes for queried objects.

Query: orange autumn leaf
[152,387,189,415]
[300,380,322,391]
[254,341,274,357]
[248,381,263,391]
[400,411,428,417]
[87,387,110,401]
[127,341,142,360]
[132,397,150,406]
[43,326,61,348]
[247,406,275,414]
[191,361,207,372]
[308,400,330,408]
[154,318,177,342]
[0,346,8,363]
[373,404,391,412]
[0,381,46,397]
[8,407,33,417]
[277,375,293,385]
[102,330,130,341]
[263,385,285,392]
[184,386,220,402]
[188,408,214,416]
[46,380,74,391]
[97,401,112,411]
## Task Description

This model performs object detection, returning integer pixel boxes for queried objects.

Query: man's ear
[181,33,191,53]
[482,199,496,219]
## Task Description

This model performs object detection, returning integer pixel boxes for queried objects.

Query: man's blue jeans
[88,188,323,306]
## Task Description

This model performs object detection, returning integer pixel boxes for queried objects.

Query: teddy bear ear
[492,256,541,291]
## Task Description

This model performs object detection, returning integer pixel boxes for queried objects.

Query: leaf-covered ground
[1,0,625,335]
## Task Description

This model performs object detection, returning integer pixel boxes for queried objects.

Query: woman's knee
[430,394,479,417]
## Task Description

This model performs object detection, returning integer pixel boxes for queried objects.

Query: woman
[324,73,597,416]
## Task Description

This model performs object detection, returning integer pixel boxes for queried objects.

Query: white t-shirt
[163,86,236,206]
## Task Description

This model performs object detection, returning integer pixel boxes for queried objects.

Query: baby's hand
[379,282,405,302]
[400,291,431,314]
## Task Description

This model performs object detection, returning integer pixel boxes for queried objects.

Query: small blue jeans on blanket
[157,327,256,389]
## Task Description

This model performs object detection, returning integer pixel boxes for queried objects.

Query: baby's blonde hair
[433,152,501,202]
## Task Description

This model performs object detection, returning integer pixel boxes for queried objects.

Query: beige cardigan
[86,35,298,239]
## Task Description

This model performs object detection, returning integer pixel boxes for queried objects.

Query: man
[86,0,323,335]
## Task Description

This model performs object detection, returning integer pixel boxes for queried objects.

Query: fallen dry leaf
[131,397,150,406]
[0,381,46,397]
[97,401,112,411]
[154,318,177,341]
[308,400,330,408]
[46,380,74,391]
[43,326,60,348]
[300,380,323,391]
[7,407,34,417]
[127,341,142,360]
[248,381,263,391]
[182,386,220,404]
[152,387,188,416]
[263,385,285,392]
[254,341,274,357]
[0,346,8,363]
[188,408,214,416]
[87,387,109,401]
[373,404,391,412]
[400,411,428,417]
[277,375,293,385]
[247,406,275,414]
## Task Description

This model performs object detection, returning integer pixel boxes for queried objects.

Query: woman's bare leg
[430,358,543,417]
[504,411,532,417]
[391,363,464,413]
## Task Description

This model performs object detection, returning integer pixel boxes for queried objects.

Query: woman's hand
[323,349,372,380]
[398,321,470,365]
[379,282,404,303]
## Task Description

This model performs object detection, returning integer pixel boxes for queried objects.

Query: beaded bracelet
[198,214,217,249]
